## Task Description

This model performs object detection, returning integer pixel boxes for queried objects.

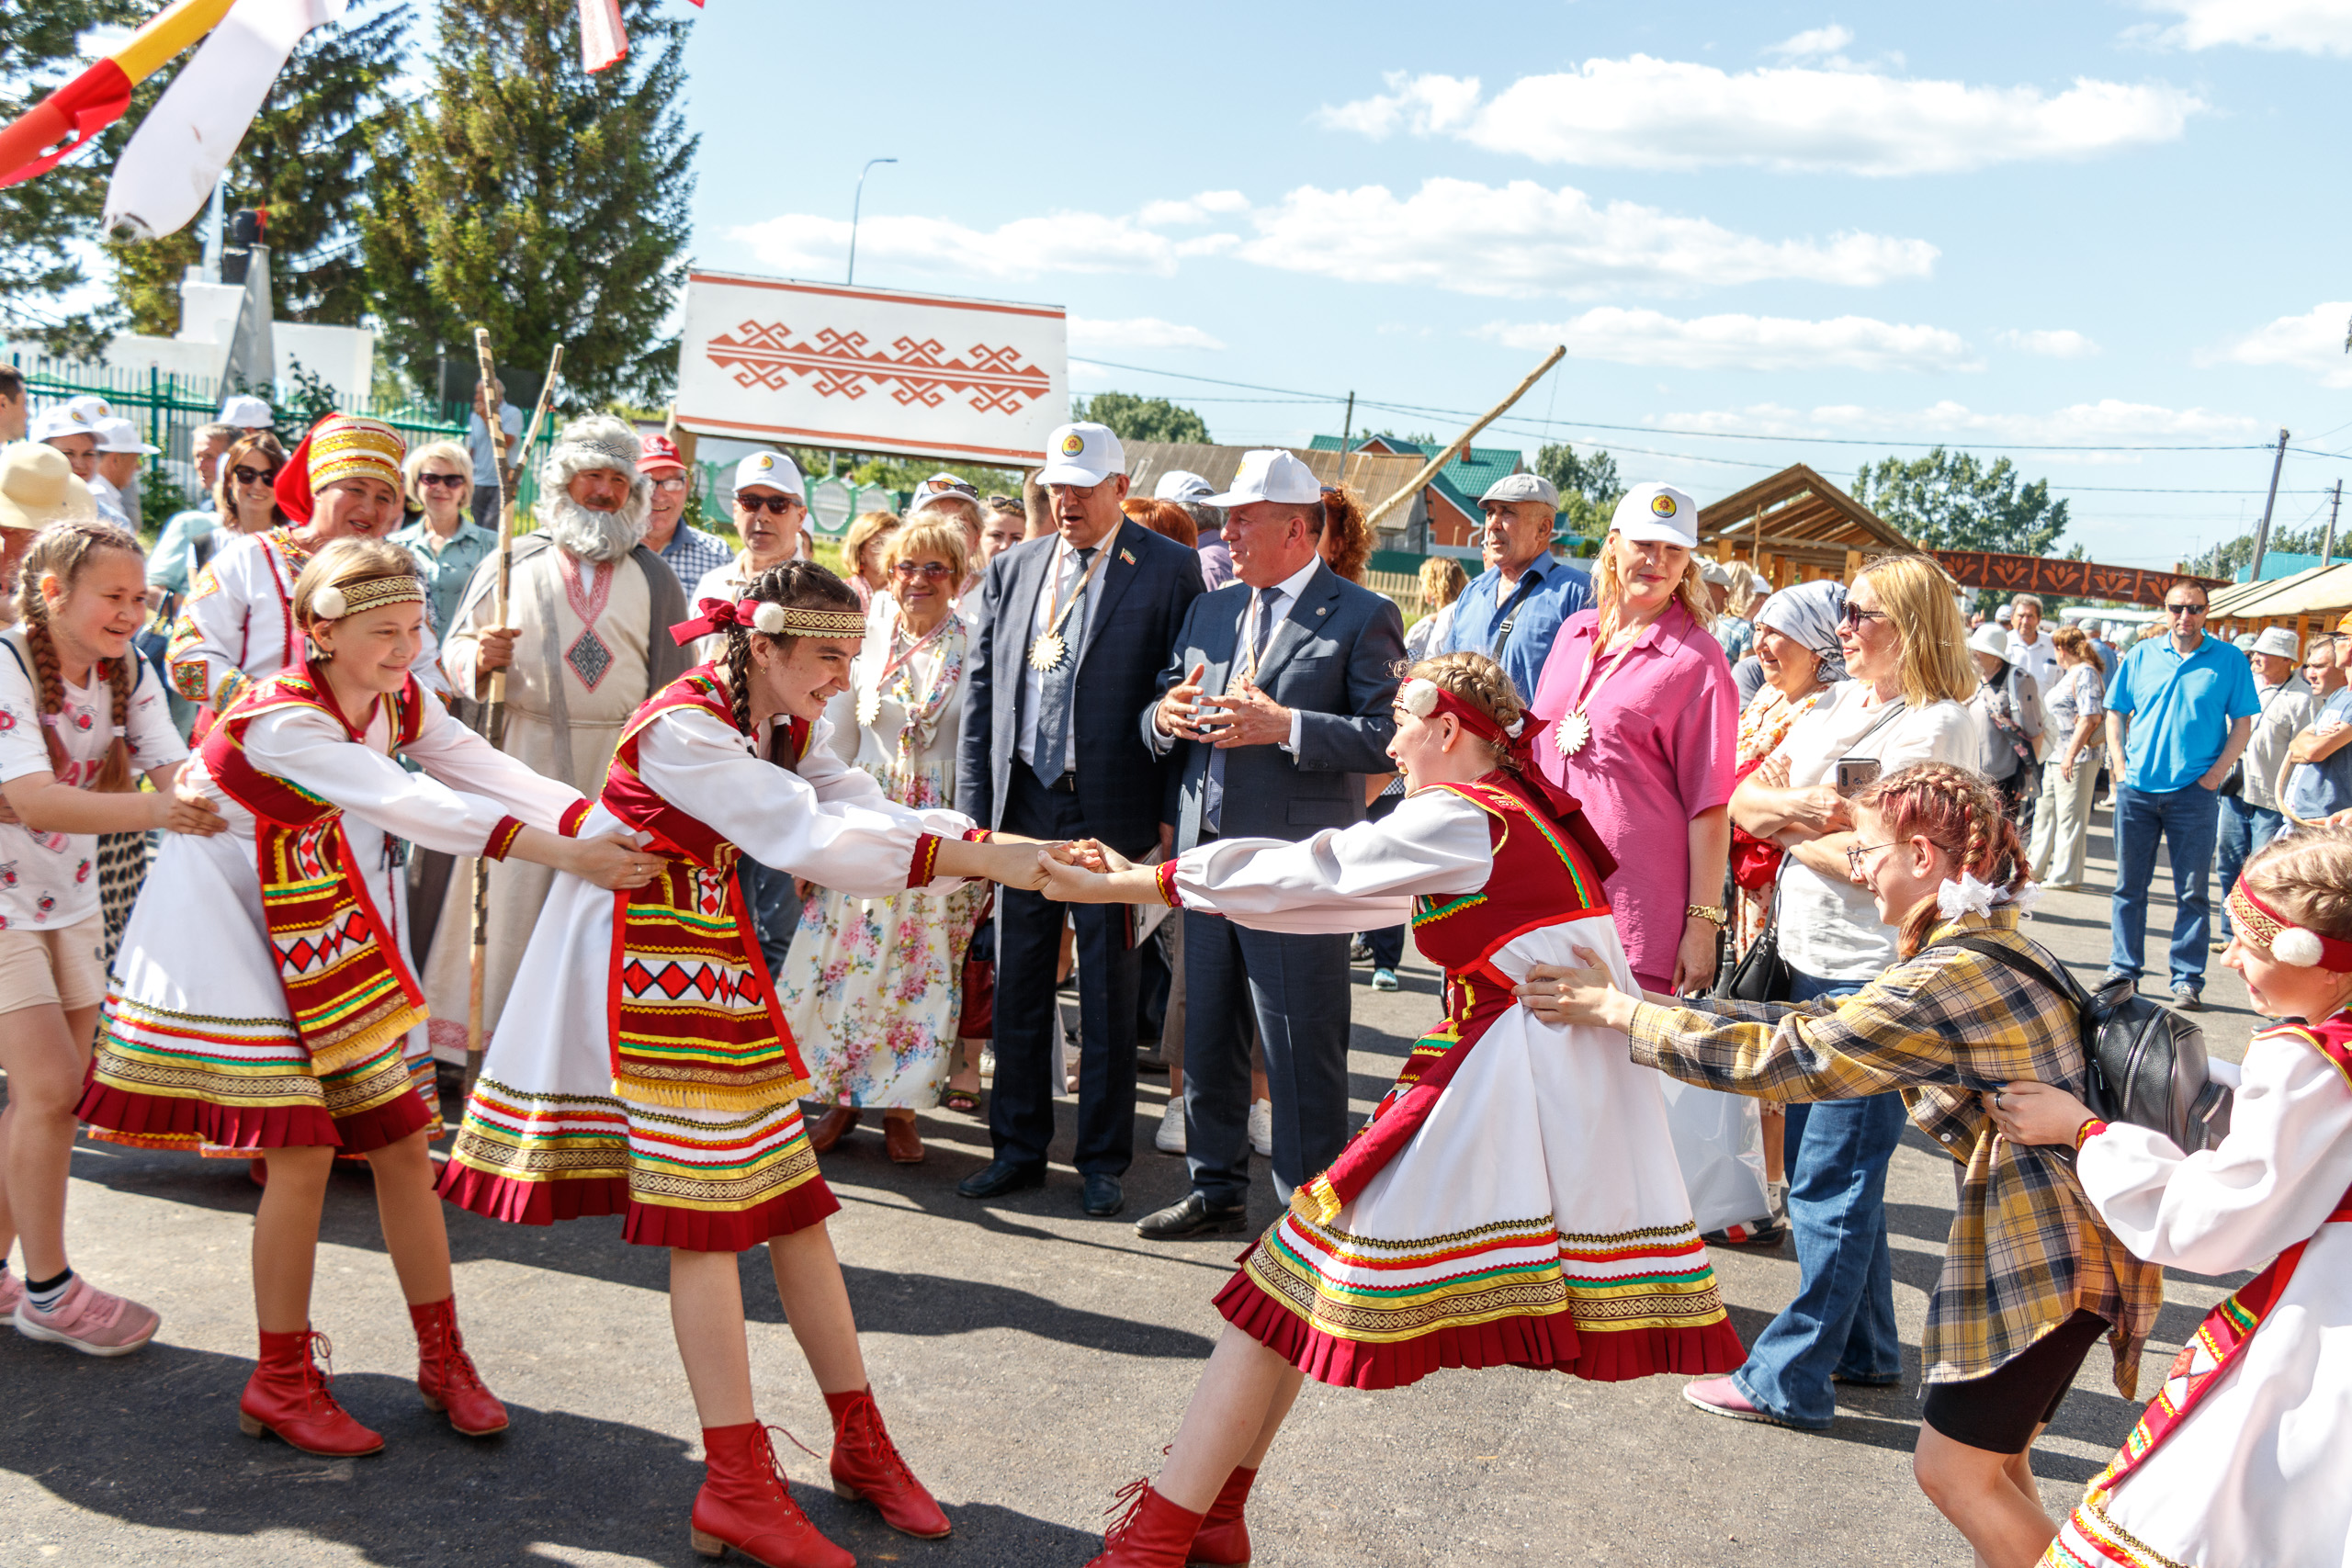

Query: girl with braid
[1,520,220,1353]
[1529,761,2162,1568]
[442,561,1056,1568]
[79,538,660,1456]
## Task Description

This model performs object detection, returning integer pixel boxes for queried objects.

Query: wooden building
[1696,463,1914,586]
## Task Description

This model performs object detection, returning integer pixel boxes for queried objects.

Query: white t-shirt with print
[0,629,187,931]
[1774,679,1983,983]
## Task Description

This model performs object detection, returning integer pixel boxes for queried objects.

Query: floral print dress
[777,610,985,1110]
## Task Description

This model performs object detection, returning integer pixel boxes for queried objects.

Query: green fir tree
[0,2,143,356]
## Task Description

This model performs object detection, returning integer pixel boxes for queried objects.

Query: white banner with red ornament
[674,271,1066,466]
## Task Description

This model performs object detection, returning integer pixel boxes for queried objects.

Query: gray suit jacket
[1145,560,1406,852]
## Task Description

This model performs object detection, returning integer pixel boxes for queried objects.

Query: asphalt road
[2,802,2265,1567]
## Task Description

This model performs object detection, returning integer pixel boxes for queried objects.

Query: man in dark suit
[956,421,1206,1216]
[1133,450,1406,1238]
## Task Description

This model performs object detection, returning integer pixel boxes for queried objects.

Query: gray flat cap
[1481,471,1559,508]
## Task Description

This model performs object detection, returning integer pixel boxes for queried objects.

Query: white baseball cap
[219,394,275,429]
[1995,604,2015,624]
[1698,558,1734,588]
[2253,626,2301,660]
[1038,422,1125,487]
[1154,468,1215,503]
[1608,482,1698,548]
[93,417,159,456]
[732,450,805,496]
[1204,449,1322,508]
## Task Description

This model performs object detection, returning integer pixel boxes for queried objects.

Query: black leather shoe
[956,1159,1046,1200]
[1080,1173,1125,1217]
[1135,1191,1247,1240]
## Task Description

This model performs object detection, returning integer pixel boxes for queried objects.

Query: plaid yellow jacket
[1627,910,2160,1394]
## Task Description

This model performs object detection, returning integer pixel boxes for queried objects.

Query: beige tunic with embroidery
[421,543,660,1058]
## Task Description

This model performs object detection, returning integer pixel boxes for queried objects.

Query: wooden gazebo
[1697,464,1914,587]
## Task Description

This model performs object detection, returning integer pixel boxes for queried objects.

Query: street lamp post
[847,157,897,287]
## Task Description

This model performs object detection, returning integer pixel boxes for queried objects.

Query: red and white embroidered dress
[1151,774,1742,1390]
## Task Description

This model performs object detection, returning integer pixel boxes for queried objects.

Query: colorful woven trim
[908,832,943,889]
[2075,1117,2109,1150]
[772,604,866,637]
[310,572,424,622]
[2227,881,2352,969]
[483,816,526,862]
[1153,860,1182,908]
[558,799,593,837]
[960,826,992,843]
[307,413,404,496]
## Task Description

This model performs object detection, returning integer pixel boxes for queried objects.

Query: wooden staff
[1363,345,1566,533]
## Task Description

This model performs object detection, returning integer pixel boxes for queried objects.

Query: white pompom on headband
[311,584,347,620]
[752,601,789,637]
[305,574,424,623]
[1399,678,1440,717]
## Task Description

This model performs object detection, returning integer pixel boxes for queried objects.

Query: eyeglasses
[650,476,690,493]
[1046,481,1100,500]
[415,471,468,490]
[231,465,279,487]
[891,560,955,580]
[736,493,803,515]
[1838,604,1890,629]
[1845,841,1896,875]
[2164,602,2207,616]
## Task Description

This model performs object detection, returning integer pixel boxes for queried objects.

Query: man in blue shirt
[1433,472,1593,701]
[2103,582,2259,1007]
[2285,631,2352,822]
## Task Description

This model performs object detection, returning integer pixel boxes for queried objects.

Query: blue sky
[670,0,2352,569]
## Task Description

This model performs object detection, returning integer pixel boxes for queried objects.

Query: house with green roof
[1308,434,1527,558]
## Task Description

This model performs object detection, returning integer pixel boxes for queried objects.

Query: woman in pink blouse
[1526,483,1736,995]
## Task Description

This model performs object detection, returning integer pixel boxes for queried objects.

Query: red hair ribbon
[1401,678,1619,882]
[670,596,765,646]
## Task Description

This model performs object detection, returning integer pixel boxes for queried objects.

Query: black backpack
[1945,935,2233,1153]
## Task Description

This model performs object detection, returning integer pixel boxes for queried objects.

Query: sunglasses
[737,493,803,515]
[1839,604,1890,629]
[2164,602,2208,615]
[891,560,955,580]
[415,471,468,489]
[231,464,279,487]
[986,495,1020,511]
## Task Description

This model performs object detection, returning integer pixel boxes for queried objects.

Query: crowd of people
[0,369,2349,1568]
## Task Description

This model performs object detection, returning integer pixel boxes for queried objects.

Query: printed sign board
[676,270,1066,466]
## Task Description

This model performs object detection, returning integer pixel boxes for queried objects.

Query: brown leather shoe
[808,1105,858,1154]
[883,1115,923,1164]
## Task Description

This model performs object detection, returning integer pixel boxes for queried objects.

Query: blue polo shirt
[2109,633,2262,794]
[1432,553,1593,702]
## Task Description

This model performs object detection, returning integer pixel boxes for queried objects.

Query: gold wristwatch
[1686,903,1728,927]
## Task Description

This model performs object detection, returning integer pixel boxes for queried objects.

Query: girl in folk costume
[440,562,1054,1568]
[781,514,986,1165]
[166,412,449,734]
[1037,652,1744,1568]
[77,539,661,1456]
[1,521,222,1353]
[1993,828,2352,1568]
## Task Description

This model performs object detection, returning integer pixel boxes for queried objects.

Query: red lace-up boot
[823,1385,951,1538]
[409,1296,509,1437]
[238,1329,385,1456]
[1189,1465,1256,1565]
[690,1421,854,1568]
[1084,1479,1205,1568]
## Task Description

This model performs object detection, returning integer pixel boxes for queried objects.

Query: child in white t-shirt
[0,520,224,1354]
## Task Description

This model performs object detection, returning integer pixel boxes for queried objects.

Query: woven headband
[310,573,425,622]
[2227,881,2352,969]
[670,595,867,646]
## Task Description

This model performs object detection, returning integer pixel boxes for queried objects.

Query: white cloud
[1481,308,1976,372]
[2200,301,2352,385]
[1237,178,1935,297]
[1998,328,2101,358]
[1067,316,1227,353]
[2137,1,2352,54]
[739,178,1933,299]
[1764,25,1856,60]
[1653,399,2263,449]
[1315,60,2201,176]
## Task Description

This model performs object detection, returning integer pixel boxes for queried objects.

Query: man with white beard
[421,415,693,1061]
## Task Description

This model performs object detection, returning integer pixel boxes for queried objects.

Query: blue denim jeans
[2212,795,2285,941]
[1731,968,1906,1429]
[2109,782,2222,990]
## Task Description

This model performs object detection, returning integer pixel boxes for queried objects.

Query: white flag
[102,0,345,243]
[579,0,627,73]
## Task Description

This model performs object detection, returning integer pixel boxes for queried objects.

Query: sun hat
[1038,423,1125,487]
[1204,449,1321,507]
[1967,623,2010,660]
[0,443,100,531]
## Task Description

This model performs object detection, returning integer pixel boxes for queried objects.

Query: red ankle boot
[824,1386,950,1538]
[409,1296,508,1437]
[238,1329,384,1457]
[1085,1479,1205,1568]
[1189,1465,1255,1566]
[691,1422,854,1568]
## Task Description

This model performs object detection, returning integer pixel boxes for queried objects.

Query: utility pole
[2325,479,2343,569]
[1334,390,1353,472]
[847,157,897,287]
[2249,427,2290,582]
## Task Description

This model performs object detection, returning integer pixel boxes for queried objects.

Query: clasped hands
[1155,662,1292,750]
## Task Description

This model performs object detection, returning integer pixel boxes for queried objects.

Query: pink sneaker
[0,1271,20,1319]
[14,1275,161,1357]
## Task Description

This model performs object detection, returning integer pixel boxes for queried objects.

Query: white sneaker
[1154,1099,1187,1155]
[1249,1099,1273,1157]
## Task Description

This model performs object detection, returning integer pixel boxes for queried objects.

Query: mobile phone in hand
[1835,757,1882,797]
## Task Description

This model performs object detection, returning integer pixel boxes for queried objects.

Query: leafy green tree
[359,0,695,408]
[1071,391,1209,446]
[2185,524,2332,582]
[0,1,143,356]
[107,2,411,334]
[1535,442,1623,538]
[1851,447,2070,557]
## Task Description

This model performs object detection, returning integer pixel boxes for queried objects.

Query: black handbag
[1715,878,1793,1004]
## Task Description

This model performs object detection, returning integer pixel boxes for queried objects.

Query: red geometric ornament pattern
[705,320,1051,417]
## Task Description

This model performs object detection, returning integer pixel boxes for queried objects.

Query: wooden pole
[1363,346,1565,533]
[2248,427,2290,583]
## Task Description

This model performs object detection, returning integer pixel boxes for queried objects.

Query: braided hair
[14,519,146,793]
[718,560,864,739]
[1852,761,2028,958]
[1403,651,1524,773]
